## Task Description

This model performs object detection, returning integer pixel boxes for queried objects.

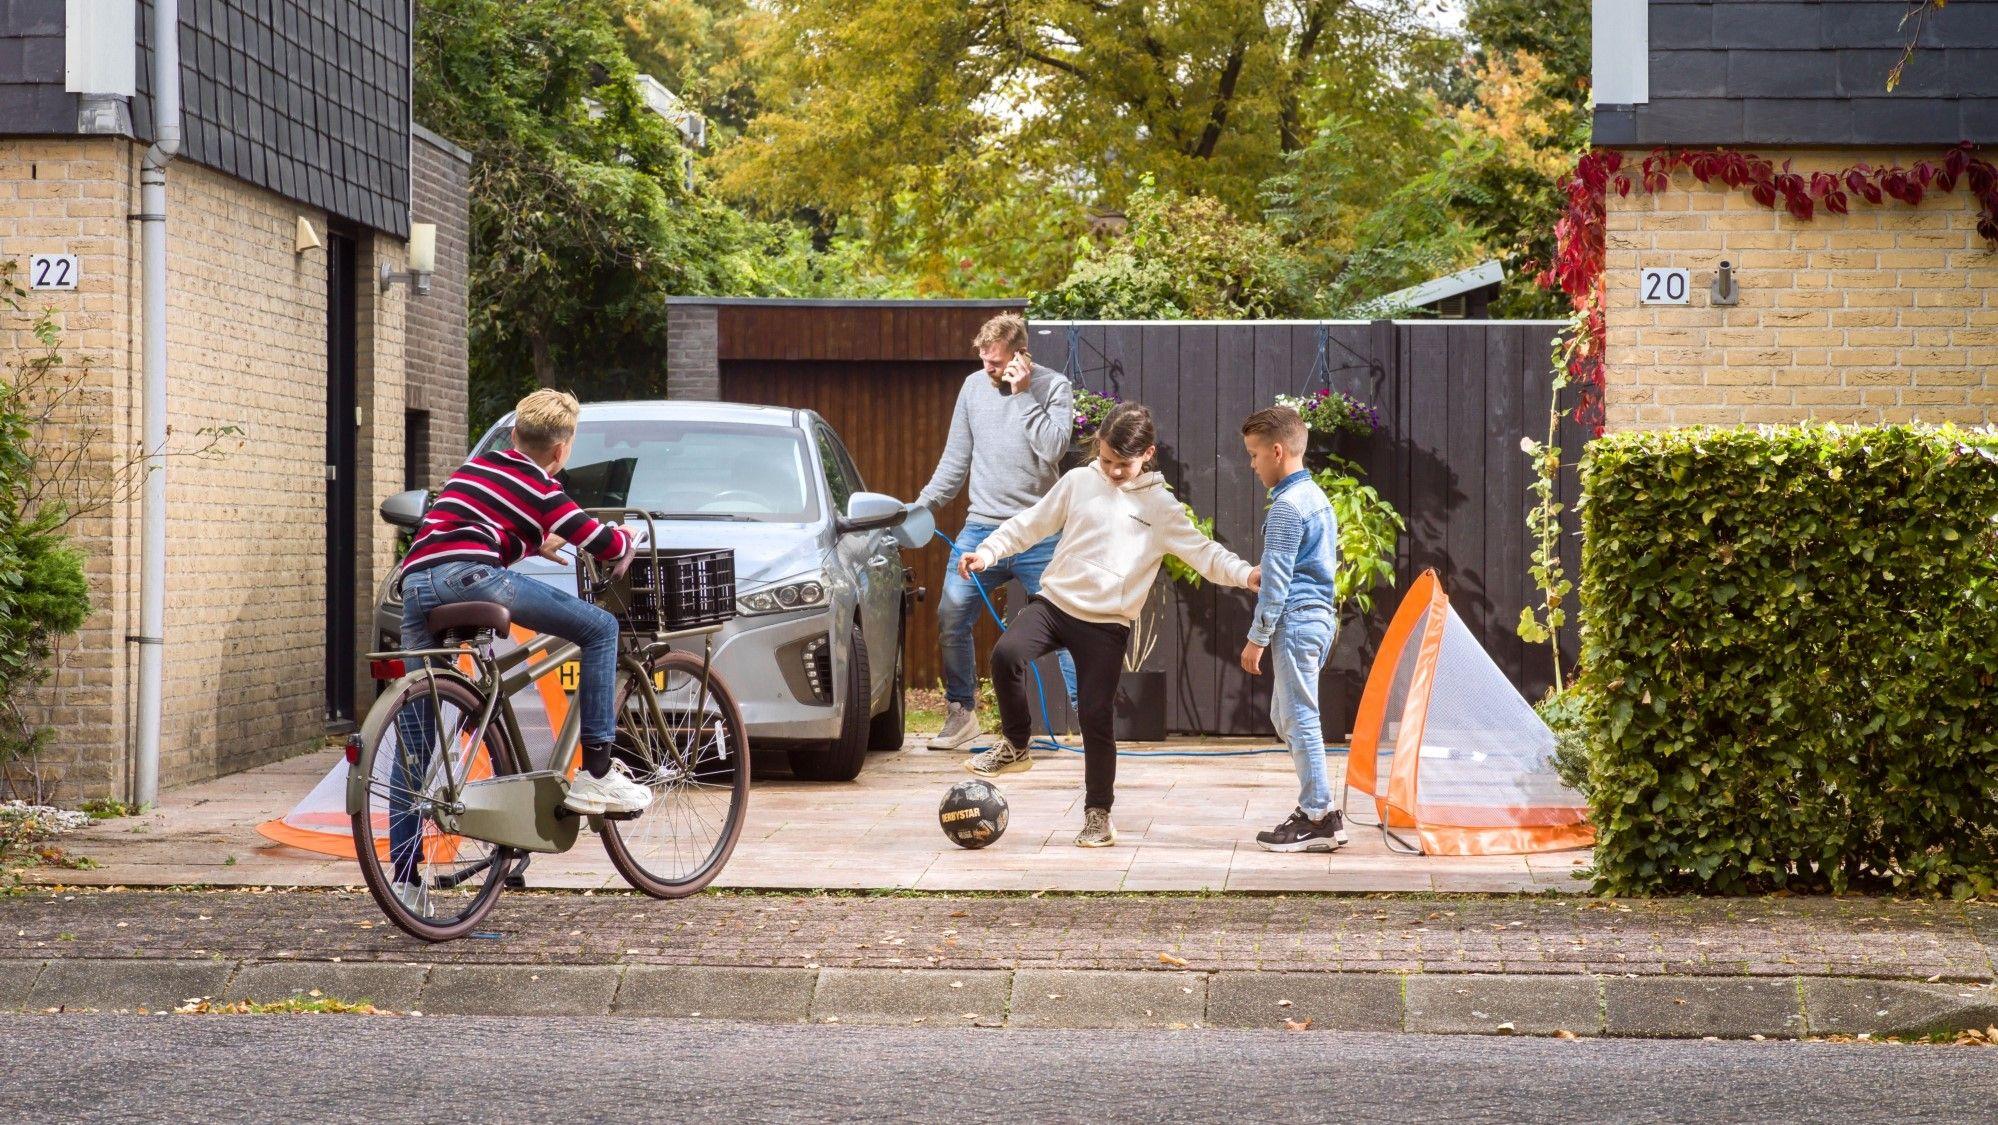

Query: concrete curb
[3,958,1995,1039]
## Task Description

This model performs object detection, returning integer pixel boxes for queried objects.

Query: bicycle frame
[349,508,728,851]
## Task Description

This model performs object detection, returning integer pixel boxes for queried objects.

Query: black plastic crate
[613,547,736,633]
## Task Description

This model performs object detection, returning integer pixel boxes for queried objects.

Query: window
[480,418,821,523]
[404,409,431,490]
[815,423,862,515]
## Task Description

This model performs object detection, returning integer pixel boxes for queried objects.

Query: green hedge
[1577,425,1998,897]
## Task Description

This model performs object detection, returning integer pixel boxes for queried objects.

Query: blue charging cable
[932,529,1317,760]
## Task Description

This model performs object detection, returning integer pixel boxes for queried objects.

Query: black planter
[1114,670,1166,742]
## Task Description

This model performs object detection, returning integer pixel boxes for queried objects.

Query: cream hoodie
[971,461,1255,626]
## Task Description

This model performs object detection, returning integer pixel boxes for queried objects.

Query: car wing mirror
[837,491,908,537]
[380,488,429,530]
[890,502,934,549]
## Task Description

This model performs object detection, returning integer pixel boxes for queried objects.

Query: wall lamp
[380,222,437,294]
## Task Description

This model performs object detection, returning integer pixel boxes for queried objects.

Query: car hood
[512,520,832,591]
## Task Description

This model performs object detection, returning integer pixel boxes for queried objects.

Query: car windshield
[480,418,821,523]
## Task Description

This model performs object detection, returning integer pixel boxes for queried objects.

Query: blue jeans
[939,522,1077,709]
[391,561,619,883]
[1270,607,1338,819]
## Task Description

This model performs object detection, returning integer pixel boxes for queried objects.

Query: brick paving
[26,743,1591,895]
[5,889,1992,983]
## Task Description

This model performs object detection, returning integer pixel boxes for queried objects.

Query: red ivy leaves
[1547,142,1998,435]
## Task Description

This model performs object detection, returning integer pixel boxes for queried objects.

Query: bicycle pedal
[600,809,643,822]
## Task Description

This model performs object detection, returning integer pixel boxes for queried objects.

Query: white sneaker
[928,702,982,750]
[564,760,655,815]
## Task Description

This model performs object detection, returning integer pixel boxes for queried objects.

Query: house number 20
[1639,267,1689,305]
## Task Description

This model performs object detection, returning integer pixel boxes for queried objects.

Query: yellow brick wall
[0,138,136,798]
[1,137,410,799]
[157,158,337,786]
[1602,148,1998,430]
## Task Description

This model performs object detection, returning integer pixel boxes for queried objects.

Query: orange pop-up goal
[1342,569,1592,856]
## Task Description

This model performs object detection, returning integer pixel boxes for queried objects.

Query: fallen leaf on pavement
[1283,1018,1312,1032]
[1554,1030,1578,1040]
[1158,953,1188,967]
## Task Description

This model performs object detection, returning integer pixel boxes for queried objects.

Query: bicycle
[345,510,749,942]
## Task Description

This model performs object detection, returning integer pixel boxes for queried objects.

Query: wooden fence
[717,314,1583,737]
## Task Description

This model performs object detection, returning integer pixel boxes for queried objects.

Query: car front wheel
[790,626,869,782]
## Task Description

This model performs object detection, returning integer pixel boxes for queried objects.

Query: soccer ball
[938,779,1008,849]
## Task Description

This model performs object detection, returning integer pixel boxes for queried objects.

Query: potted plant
[1113,505,1213,742]
[1063,388,1121,470]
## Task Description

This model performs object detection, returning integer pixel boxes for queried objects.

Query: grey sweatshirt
[916,364,1075,523]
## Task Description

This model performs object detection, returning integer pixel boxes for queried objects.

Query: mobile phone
[998,351,1031,396]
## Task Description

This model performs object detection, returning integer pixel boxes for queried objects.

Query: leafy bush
[1577,425,1998,897]
[1031,180,1313,320]
[0,272,95,799]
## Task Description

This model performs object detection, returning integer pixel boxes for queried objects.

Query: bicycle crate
[611,547,736,633]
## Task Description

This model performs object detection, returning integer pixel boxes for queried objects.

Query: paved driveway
[26,741,1590,894]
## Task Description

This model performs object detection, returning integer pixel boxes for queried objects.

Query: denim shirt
[1248,469,1339,646]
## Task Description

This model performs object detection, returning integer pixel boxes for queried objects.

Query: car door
[814,421,898,709]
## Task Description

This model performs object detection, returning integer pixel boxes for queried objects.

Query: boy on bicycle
[398,388,651,819]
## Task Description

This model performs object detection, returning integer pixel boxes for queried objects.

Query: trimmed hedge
[1577,425,1998,897]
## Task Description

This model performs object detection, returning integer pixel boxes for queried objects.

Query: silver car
[374,401,918,781]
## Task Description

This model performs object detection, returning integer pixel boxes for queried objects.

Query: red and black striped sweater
[401,449,631,578]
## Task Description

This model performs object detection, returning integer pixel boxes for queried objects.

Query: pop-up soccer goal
[257,626,573,860]
[1341,569,1592,856]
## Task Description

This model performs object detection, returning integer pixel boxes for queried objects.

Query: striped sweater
[401,449,632,577]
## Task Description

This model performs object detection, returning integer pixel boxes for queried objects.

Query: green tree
[416,0,831,425]
[719,0,1456,295]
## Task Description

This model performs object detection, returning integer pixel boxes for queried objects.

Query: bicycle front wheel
[352,672,525,941]
[600,649,750,897]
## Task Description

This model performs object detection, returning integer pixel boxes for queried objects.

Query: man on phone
[918,312,1078,749]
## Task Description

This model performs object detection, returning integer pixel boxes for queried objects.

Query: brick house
[0,2,470,798]
[1590,0,1998,428]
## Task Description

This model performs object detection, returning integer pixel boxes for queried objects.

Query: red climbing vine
[1541,141,1998,435]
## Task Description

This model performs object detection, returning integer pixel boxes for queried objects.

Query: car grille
[802,635,832,703]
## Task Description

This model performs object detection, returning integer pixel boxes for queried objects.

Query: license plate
[558,660,668,693]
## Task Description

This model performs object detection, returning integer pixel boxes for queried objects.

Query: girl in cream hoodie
[959,402,1260,847]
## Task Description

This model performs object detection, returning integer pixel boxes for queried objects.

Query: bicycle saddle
[427,601,511,638]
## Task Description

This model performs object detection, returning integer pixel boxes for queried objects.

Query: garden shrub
[1577,425,1998,898]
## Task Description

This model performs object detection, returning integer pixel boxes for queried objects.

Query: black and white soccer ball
[939,779,1009,849]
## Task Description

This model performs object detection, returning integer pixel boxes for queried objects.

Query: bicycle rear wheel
[600,649,750,898]
[352,672,525,941]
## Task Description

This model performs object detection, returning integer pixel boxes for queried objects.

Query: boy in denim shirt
[1238,406,1349,851]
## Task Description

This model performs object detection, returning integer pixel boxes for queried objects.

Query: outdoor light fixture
[295,216,321,255]
[1712,260,1740,306]
[379,222,437,294]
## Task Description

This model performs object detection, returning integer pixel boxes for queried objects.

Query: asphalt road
[5,1015,1994,1124]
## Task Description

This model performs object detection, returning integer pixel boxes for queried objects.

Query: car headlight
[738,575,828,616]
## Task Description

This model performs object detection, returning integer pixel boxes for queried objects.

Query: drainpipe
[134,0,181,808]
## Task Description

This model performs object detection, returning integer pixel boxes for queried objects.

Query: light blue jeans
[939,522,1077,710]
[391,561,619,883]
[1270,606,1338,819]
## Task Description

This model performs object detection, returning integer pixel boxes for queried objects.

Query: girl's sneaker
[1256,808,1349,852]
[1074,807,1116,848]
[965,738,1032,777]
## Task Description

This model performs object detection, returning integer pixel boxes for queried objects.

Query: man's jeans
[390,560,619,882]
[1269,606,1338,819]
[939,522,1077,710]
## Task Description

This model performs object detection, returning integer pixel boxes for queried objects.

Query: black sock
[582,742,612,777]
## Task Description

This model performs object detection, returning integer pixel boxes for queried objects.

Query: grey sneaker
[965,737,1033,777]
[391,880,432,918]
[1074,807,1116,848]
[928,702,982,750]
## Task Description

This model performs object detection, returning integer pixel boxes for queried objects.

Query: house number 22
[30,254,79,291]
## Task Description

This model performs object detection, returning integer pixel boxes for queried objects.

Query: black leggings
[992,598,1131,811]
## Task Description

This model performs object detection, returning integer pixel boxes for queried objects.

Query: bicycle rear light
[369,658,406,681]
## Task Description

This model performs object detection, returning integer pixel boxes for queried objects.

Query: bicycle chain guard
[454,770,582,853]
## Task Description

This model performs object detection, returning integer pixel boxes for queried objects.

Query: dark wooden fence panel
[720,316,1577,737]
